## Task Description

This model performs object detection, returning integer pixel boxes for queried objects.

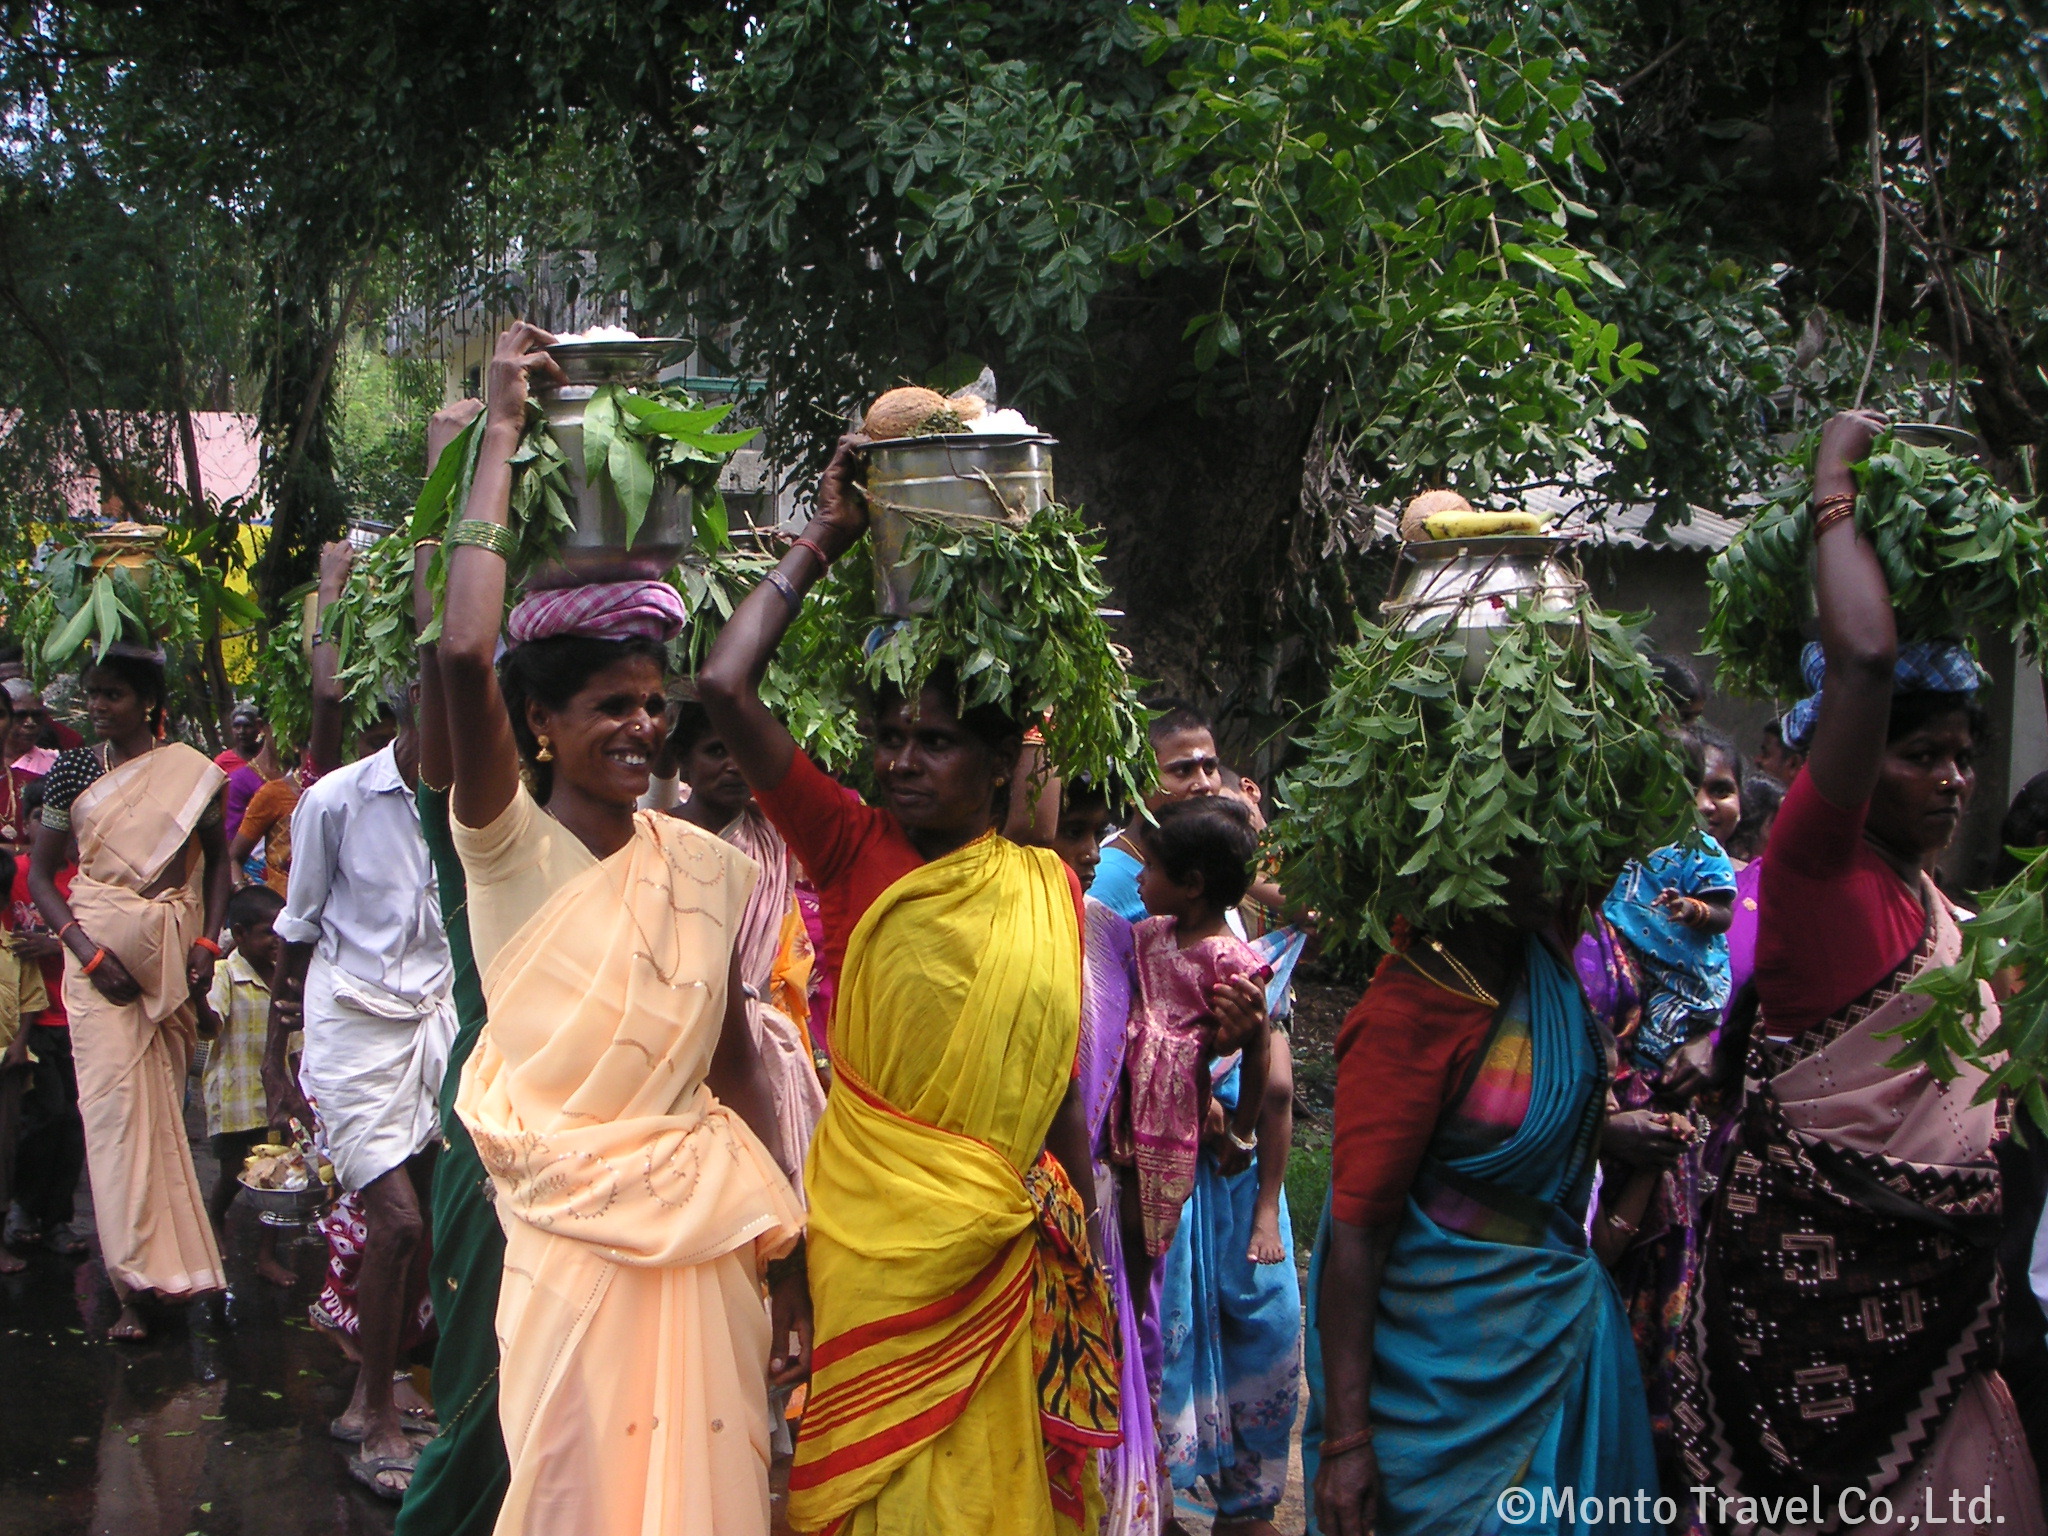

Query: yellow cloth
[455,807,804,1536]
[64,743,226,1299]
[0,950,49,1051]
[788,833,1103,1536]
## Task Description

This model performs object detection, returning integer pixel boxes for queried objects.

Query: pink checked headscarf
[505,580,687,645]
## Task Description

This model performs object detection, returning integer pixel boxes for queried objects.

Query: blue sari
[1156,1054,1303,1521]
[1306,940,1658,1536]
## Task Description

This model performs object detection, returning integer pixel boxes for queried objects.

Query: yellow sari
[788,834,1119,1536]
[456,812,804,1536]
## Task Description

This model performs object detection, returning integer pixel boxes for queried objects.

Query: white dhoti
[299,962,456,1191]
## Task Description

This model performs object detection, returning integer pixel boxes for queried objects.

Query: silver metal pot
[526,337,694,588]
[1382,536,1587,682]
[864,433,1056,616]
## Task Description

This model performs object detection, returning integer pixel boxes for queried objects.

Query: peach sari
[64,743,226,1299]
[457,812,803,1536]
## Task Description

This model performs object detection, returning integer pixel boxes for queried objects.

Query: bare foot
[256,1255,297,1288]
[0,1249,24,1275]
[309,1310,363,1364]
[109,1303,149,1342]
[1246,1200,1287,1265]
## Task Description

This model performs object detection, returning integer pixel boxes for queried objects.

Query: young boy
[194,883,296,1287]
[0,847,49,1276]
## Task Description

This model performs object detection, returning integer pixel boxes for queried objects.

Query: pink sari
[720,807,826,1200]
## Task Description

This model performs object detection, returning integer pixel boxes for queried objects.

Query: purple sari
[1080,898,1161,1536]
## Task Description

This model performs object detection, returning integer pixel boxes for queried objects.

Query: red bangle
[81,947,107,976]
[793,536,834,570]
[191,936,222,957]
[1321,1427,1375,1458]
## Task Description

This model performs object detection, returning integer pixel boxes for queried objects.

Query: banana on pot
[1399,489,1544,542]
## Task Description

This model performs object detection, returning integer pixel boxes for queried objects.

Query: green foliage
[253,594,315,758]
[411,389,756,584]
[1128,2,1655,492]
[1270,599,1692,955]
[757,562,875,777]
[1895,846,2048,1135]
[748,505,1151,797]
[1705,433,2047,698]
[321,536,419,714]
[22,536,260,678]
[860,505,1155,808]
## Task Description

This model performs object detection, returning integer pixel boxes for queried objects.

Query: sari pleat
[1673,882,2046,1535]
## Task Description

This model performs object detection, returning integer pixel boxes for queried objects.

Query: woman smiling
[439,321,806,1536]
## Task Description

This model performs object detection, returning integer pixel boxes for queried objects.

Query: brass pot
[1382,536,1586,682]
[864,433,1056,617]
[86,521,166,594]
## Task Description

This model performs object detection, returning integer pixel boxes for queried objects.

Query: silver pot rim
[863,431,1058,451]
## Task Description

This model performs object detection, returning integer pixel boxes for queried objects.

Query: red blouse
[1754,768,1925,1036]
[1331,954,1497,1228]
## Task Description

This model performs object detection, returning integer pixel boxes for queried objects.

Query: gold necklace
[1418,937,1499,1009]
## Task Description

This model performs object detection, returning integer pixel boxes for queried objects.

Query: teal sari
[394,785,508,1536]
[1308,939,1659,1536]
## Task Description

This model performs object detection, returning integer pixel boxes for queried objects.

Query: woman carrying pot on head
[698,438,1263,1535]
[1309,852,1664,1536]
[1669,411,2046,1532]
[28,646,231,1341]
[441,321,807,1536]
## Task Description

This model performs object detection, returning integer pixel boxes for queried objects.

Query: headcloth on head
[1782,638,1985,750]
[504,580,687,646]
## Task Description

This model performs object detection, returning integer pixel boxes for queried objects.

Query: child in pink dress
[1118,796,1271,1262]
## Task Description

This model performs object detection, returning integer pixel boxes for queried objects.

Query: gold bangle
[447,520,518,559]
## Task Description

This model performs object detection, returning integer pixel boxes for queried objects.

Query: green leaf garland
[1269,598,1693,956]
[1706,432,2048,699]
[1895,846,2048,1136]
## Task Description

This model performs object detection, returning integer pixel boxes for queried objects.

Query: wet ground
[0,1129,401,1536]
[0,1021,1337,1536]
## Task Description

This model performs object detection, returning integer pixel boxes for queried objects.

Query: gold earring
[535,734,554,763]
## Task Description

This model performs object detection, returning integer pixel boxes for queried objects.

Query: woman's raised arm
[1804,410,1896,809]
[440,325,563,829]
[697,435,869,794]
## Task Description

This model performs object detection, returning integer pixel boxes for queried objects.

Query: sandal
[42,1229,88,1258]
[346,1445,417,1501]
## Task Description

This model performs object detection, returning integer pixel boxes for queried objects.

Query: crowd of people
[0,331,2043,1536]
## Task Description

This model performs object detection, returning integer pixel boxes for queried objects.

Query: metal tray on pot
[863,433,1057,617]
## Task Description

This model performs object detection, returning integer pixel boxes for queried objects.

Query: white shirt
[275,744,451,1004]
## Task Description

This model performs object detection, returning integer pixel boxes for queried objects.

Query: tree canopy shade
[0,0,2040,701]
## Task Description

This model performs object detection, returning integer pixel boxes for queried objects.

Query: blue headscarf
[1782,639,1985,750]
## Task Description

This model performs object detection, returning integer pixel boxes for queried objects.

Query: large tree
[4,0,2038,713]
[530,0,2040,699]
